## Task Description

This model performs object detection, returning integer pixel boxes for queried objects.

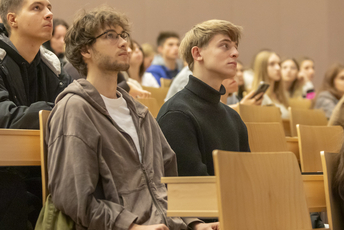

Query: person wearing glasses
[46,6,219,230]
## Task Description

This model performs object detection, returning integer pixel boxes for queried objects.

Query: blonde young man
[47,7,219,230]
[157,20,251,176]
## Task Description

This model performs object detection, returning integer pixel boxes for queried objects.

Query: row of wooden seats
[0,110,342,229]
[163,150,334,230]
[246,122,343,173]
[237,104,329,137]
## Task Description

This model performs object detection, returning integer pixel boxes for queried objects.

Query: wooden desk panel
[0,129,40,166]
[162,175,325,217]
[286,137,300,162]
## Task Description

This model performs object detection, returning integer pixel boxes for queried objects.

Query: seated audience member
[43,18,69,66]
[328,95,344,129]
[157,19,250,176]
[252,51,289,119]
[281,58,303,99]
[314,63,344,119]
[146,31,182,86]
[126,40,159,88]
[298,57,316,99]
[220,77,263,108]
[0,0,71,228]
[47,6,218,230]
[165,62,263,106]
[141,42,156,70]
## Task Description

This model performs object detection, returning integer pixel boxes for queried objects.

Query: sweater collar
[185,75,226,104]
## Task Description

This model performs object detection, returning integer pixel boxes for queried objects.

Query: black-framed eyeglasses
[92,29,130,43]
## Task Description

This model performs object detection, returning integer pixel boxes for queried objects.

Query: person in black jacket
[0,1,71,130]
[157,20,251,177]
[0,0,71,228]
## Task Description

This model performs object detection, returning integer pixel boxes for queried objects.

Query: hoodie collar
[185,75,226,104]
[0,28,61,76]
[56,79,149,118]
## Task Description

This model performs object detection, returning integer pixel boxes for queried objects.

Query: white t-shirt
[141,72,160,88]
[101,92,142,162]
[261,94,290,119]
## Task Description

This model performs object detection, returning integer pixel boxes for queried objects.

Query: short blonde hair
[179,19,242,71]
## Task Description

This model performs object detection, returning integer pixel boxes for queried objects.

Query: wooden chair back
[245,122,288,152]
[238,104,283,124]
[39,110,51,205]
[213,150,312,230]
[0,129,40,166]
[142,86,169,108]
[321,151,344,230]
[160,78,172,88]
[288,98,312,109]
[136,98,160,118]
[297,124,343,173]
[289,107,328,136]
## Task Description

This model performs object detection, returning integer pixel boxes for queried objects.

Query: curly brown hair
[65,6,130,76]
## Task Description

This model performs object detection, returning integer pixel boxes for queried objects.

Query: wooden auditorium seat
[213,150,313,230]
[39,110,51,205]
[136,98,160,118]
[297,124,343,173]
[321,151,344,230]
[289,107,328,137]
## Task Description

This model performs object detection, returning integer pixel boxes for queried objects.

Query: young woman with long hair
[251,51,289,118]
[281,58,303,99]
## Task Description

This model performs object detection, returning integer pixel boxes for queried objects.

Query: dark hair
[132,40,145,78]
[43,18,69,55]
[52,18,69,36]
[0,0,24,35]
[319,63,344,100]
[65,6,130,76]
[157,31,179,47]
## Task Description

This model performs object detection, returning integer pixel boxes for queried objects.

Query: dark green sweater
[157,75,250,176]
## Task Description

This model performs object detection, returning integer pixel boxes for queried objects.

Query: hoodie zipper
[111,115,168,226]
[136,117,168,226]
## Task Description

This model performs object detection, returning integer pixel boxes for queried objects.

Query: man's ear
[81,46,92,60]
[191,46,203,62]
[7,13,17,29]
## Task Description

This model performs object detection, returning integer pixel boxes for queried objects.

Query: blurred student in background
[252,51,289,118]
[298,57,316,99]
[281,58,303,99]
[146,31,183,86]
[141,42,156,71]
[314,63,344,119]
[43,18,69,66]
[126,40,159,88]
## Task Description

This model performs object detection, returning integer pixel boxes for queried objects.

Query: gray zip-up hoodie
[47,79,198,230]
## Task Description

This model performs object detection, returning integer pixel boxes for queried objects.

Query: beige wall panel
[50,0,342,89]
